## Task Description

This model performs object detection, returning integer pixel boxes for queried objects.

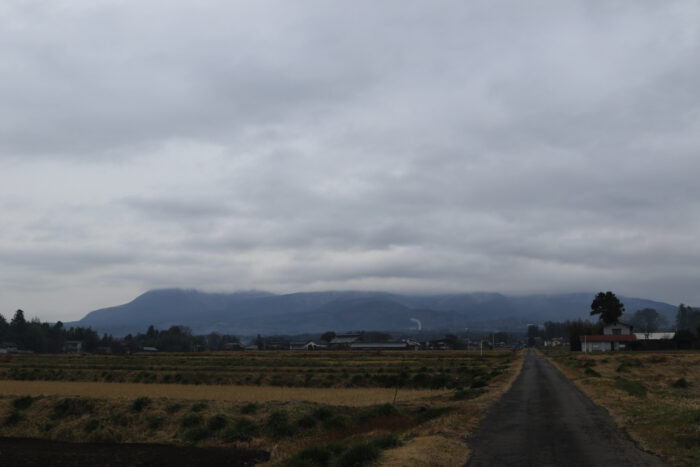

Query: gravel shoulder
[466,348,664,467]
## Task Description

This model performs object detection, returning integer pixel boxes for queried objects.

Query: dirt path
[0,437,268,467]
[466,349,664,467]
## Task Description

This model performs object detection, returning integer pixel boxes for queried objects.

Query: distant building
[328,333,362,349]
[0,342,18,353]
[63,341,83,353]
[424,339,452,350]
[289,340,324,350]
[349,339,420,351]
[581,322,635,352]
[222,342,244,351]
[634,332,675,341]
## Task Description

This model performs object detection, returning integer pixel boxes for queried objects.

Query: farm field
[0,350,523,466]
[0,350,507,389]
[543,349,700,466]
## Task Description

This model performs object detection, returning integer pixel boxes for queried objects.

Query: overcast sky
[2,1,700,322]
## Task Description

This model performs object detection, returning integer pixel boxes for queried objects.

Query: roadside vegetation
[0,350,522,465]
[543,348,700,466]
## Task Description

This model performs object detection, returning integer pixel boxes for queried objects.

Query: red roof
[579,334,636,342]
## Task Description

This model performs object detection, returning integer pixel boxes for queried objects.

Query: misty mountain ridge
[66,289,678,337]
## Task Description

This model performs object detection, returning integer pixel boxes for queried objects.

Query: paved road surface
[466,349,664,467]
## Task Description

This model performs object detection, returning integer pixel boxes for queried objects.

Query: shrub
[183,426,211,443]
[322,414,348,431]
[647,355,666,364]
[584,367,601,377]
[191,402,208,412]
[222,417,259,442]
[297,414,317,429]
[131,397,151,412]
[265,410,295,438]
[165,403,184,414]
[470,379,488,389]
[614,377,647,398]
[148,416,164,430]
[291,445,334,466]
[453,388,485,400]
[689,409,700,424]
[365,403,398,418]
[3,411,23,427]
[52,398,95,419]
[412,372,430,387]
[312,406,334,421]
[207,414,228,431]
[12,395,35,411]
[415,406,451,423]
[430,373,450,389]
[616,358,644,373]
[370,434,402,449]
[181,413,203,428]
[84,419,100,433]
[110,411,130,427]
[671,378,689,388]
[240,402,258,414]
[338,442,381,467]
[358,403,398,422]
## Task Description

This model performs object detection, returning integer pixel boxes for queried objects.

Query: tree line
[0,309,102,353]
[0,310,240,354]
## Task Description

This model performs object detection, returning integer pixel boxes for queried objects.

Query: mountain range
[66,289,678,337]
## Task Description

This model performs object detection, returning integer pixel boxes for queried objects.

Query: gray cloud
[1,1,700,320]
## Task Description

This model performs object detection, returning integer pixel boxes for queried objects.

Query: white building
[634,332,675,341]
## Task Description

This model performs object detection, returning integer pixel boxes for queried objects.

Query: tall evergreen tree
[590,292,624,324]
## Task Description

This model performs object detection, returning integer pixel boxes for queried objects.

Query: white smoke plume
[410,318,422,331]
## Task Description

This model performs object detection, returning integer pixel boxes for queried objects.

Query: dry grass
[0,380,445,406]
[543,349,700,466]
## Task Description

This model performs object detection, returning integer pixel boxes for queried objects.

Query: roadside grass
[0,349,523,465]
[543,348,700,466]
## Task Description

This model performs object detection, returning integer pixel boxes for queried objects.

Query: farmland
[543,349,700,466]
[0,350,509,389]
[0,350,522,465]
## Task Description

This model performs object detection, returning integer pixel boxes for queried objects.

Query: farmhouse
[580,321,636,352]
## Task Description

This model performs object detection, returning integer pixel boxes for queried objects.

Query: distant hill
[65,289,676,336]
[66,289,679,337]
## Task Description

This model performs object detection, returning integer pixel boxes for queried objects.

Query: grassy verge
[542,348,700,466]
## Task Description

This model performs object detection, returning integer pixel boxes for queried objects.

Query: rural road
[466,348,664,467]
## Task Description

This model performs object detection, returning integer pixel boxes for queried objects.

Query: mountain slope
[67,289,679,336]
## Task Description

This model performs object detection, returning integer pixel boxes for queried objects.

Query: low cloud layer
[2,1,700,321]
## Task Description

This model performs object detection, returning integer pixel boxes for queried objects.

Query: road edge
[537,349,669,465]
